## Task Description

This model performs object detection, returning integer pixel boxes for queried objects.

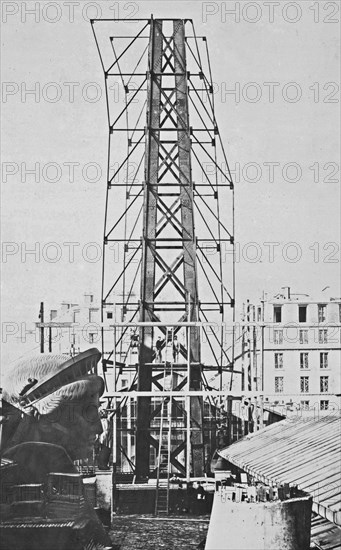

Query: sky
[1,0,340,366]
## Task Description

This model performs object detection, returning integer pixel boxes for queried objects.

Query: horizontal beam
[105,36,206,39]
[100,321,335,328]
[36,322,73,328]
[103,391,339,399]
[105,239,233,242]
[107,184,232,187]
[107,128,217,131]
[106,302,232,306]
[92,18,192,22]
[103,390,264,398]
[92,18,152,22]
[107,321,230,327]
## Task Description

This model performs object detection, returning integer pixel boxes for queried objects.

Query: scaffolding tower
[92,17,235,481]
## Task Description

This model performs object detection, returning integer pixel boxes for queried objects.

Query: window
[274,306,282,323]
[318,304,326,323]
[300,352,309,369]
[300,401,309,411]
[257,307,262,322]
[300,376,309,393]
[298,305,307,323]
[320,352,328,369]
[318,329,328,344]
[320,376,329,393]
[89,333,94,344]
[299,330,308,344]
[320,400,329,410]
[274,353,283,369]
[275,376,284,393]
[107,311,113,319]
[274,329,283,344]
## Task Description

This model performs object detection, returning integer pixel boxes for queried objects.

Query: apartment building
[42,292,102,355]
[240,290,341,412]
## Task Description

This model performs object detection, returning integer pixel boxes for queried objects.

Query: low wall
[115,486,213,515]
[205,494,312,550]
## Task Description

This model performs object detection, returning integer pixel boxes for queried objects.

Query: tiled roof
[311,516,341,550]
[218,413,341,526]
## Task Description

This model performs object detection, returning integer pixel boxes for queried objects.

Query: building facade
[42,292,102,356]
[239,290,341,412]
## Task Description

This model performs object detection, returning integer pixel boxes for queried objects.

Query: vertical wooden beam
[136,19,163,480]
[174,20,204,476]
[136,18,204,480]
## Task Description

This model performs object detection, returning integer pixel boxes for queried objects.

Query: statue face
[2,354,105,460]
[32,378,104,459]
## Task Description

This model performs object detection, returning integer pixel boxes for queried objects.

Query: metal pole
[0,388,3,449]
[48,310,52,353]
[112,326,117,465]
[167,393,171,504]
[186,294,191,481]
[261,296,265,392]
[155,399,164,515]
[259,394,264,430]
[40,302,44,353]
[241,395,245,438]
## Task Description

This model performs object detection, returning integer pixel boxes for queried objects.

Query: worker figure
[216,424,228,449]
[173,335,180,362]
[155,336,163,362]
[130,329,139,348]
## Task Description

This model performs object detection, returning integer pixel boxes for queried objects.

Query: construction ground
[109,515,209,550]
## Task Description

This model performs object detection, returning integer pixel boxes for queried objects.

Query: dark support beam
[135,18,205,479]
[136,19,163,480]
[174,19,204,477]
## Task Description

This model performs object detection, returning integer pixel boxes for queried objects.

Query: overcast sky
[1,0,340,365]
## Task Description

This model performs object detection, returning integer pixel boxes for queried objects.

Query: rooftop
[218,413,341,526]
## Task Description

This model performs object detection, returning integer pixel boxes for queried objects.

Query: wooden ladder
[155,398,171,516]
